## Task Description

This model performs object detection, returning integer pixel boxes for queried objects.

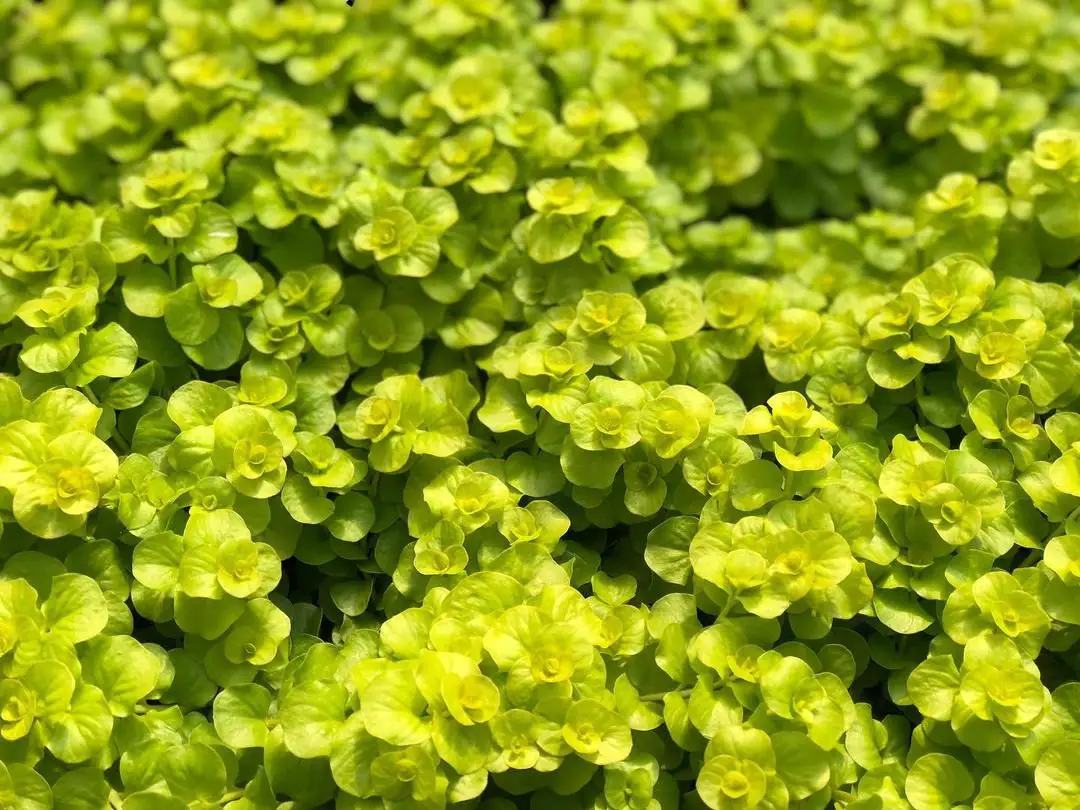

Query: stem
[108,792,124,810]
[781,468,796,500]
[111,427,131,454]
[719,590,738,618]
[832,789,856,804]
[639,688,693,702]
[168,245,178,289]
[83,385,131,451]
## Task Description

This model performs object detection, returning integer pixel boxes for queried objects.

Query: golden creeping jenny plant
[6,1,1080,810]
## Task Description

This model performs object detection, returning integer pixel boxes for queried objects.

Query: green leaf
[506,452,565,497]
[771,731,830,800]
[44,574,108,644]
[123,264,173,318]
[0,762,51,810]
[281,476,334,525]
[560,441,623,489]
[906,753,975,810]
[182,311,245,370]
[562,699,632,765]
[21,332,82,374]
[478,378,537,435]
[52,768,110,810]
[729,459,784,511]
[104,362,158,410]
[326,493,376,542]
[280,680,347,759]
[81,635,163,716]
[330,580,373,617]
[645,516,698,586]
[164,284,220,346]
[908,655,960,722]
[66,324,138,386]
[591,571,637,606]
[873,588,933,635]
[1036,740,1080,807]
[179,203,238,262]
[159,742,227,802]
[360,664,430,746]
[103,207,168,264]
[526,214,588,264]
[265,725,336,804]
[133,532,184,591]
[329,714,380,797]
[168,381,233,429]
[433,710,493,774]
[46,684,113,764]
[214,683,273,749]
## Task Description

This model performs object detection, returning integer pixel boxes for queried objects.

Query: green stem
[111,427,131,454]
[108,792,124,810]
[168,244,178,289]
[83,385,131,452]
[719,590,739,618]
[639,688,693,702]
[781,467,796,500]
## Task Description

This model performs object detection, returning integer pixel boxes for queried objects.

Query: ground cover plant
[5,0,1080,809]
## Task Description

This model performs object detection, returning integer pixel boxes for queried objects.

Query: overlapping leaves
[3,1,1080,810]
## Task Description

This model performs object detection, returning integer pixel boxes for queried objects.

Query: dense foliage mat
[7,1,1080,809]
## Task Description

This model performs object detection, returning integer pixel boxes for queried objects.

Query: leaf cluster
[4,2,1080,810]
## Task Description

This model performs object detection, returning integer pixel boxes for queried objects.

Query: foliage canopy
[3,1,1080,810]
